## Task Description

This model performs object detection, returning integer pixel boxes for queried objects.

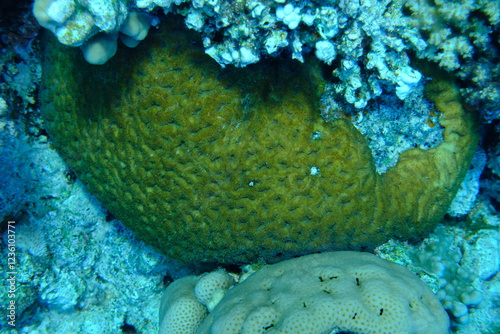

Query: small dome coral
[39,17,478,265]
[159,252,450,334]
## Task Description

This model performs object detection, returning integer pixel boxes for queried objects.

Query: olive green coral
[39,18,478,266]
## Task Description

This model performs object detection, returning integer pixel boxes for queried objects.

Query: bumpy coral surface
[160,251,450,334]
[39,18,478,265]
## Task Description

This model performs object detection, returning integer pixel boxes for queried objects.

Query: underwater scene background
[0,0,499,333]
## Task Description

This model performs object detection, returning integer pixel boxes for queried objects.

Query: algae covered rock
[39,17,478,266]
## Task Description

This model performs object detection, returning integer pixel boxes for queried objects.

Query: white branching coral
[33,0,499,117]
[405,0,500,121]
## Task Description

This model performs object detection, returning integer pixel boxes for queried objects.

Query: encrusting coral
[39,17,478,266]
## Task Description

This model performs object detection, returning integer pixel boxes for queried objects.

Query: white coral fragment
[395,66,422,100]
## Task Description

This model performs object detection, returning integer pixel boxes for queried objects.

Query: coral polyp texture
[39,19,478,265]
[159,251,450,334]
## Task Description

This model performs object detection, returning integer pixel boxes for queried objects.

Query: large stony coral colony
[40,16,478,264]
